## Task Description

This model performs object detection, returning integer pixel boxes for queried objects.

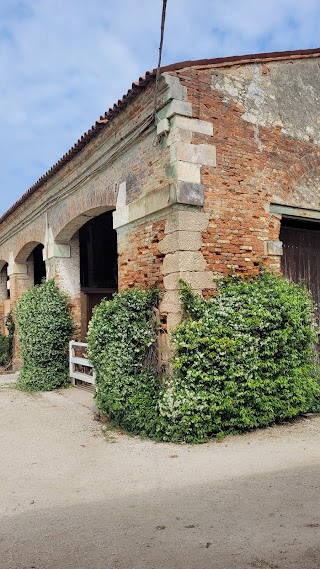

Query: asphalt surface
[0,377,320,569]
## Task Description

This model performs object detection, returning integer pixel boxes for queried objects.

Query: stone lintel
[270,203,320,221]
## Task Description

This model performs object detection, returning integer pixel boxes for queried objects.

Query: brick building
[1,47,320,364]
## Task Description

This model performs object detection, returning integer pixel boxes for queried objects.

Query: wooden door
[280,218,320,326]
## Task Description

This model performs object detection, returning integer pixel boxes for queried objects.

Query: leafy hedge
[15,279,73,391]
[0,312,15,368]
[0,334,9,366]
[87,273,320,443]
[158,273,320,442]
[87,287,160,436]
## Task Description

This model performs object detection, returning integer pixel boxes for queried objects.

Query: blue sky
[0,0,319,216]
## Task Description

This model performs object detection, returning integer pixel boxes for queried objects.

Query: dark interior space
[79,211,118,338]
[80,210,117,291]
[33,244,46,285]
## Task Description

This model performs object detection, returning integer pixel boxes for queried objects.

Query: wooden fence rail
[69,341,96,387]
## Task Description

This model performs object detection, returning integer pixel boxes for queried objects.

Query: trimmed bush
[87,287,160,436]
[15,279,73,391]
[158,273,320,442]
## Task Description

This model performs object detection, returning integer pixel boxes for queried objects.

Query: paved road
[0,379,320,569]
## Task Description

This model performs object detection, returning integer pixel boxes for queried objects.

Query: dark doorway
[280,217,320,326]
[79,211,117,338]
[33,244,46,285]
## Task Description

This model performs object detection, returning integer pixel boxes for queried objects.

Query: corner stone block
[159,73,188,102]
[157,99,192,121]
[158,231,202,254]
[176,181,204,207]
[165,210,210,234]
[166,127,193,147]
[175,161,201,184]
[159,290,181,314]
[171,142,216,166]
[163,251,206,275]
[166,312,182,332]
[164,271,214,291]
[170,115,214,136]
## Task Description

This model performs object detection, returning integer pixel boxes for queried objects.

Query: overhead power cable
[153,0,168,119]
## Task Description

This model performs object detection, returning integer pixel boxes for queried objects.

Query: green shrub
[0,334,9,366]
[87,287,160,436]
[5,311,15,367]
[15,279,74,391]
[158,273,320,442]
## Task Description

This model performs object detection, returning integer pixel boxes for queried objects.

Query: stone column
[7,256,33,369]
[0,267,8,335]
[44,233,81,338]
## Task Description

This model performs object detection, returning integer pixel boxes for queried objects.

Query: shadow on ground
[1,464,320,569]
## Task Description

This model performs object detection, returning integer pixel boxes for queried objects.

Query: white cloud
[0,0,319,215]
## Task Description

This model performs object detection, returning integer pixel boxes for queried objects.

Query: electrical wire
[153,0,168,120]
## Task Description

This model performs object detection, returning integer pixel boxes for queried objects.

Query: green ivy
[15,279,74,391]
[158,272,320,442]
[87,287,160,436]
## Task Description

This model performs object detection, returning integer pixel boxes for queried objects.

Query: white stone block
[166,312,182,331]
[158,99,192,120]
[170,115,213,136]
[158,231,202,254]
[171,142,216,166]
[165,210,210,234]
[163,251,206,275]
[175,161,201,184]
[160,73,188,102]
[159,290,181,313]
[264,240,283,256]
[166,127,193,147]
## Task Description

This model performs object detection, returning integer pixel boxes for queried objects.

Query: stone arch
[54,206,115,243]
[15,241,44,263]
[0,259,8,272]
[286,152,320,209]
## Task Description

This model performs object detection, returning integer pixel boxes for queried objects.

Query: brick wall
[118,218,166,290]
[171,60,320,282]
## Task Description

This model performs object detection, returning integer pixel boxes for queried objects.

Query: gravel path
[0,380,320,568]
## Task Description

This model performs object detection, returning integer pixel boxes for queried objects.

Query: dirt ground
[1,375,320,569]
